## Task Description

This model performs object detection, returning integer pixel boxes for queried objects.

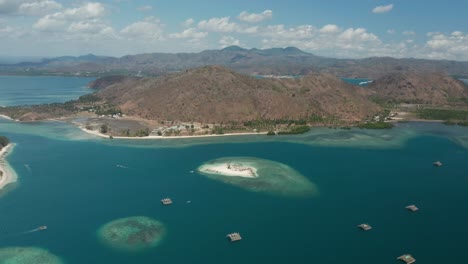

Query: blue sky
[0,0,467,60]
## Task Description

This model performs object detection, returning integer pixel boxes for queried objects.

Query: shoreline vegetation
[2,104,462,141]
[0,110,466,142]
[0,139,18,191]
[416,108,468,126]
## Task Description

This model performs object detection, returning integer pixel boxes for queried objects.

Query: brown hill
[368,72,468,105]
[96,65,380,123]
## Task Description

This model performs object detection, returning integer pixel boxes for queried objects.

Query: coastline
[76,124,264,140]
[0,144,18,190]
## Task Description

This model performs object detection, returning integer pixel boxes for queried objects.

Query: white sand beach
[198,162,258,178]
[0,114,13,120]
[0,144,18,190]
[77,125,263,140]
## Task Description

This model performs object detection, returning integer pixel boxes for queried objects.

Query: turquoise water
[0,76,94,106]
[0,118,468,263]
[0,77,468,263]
[341,78,372,86]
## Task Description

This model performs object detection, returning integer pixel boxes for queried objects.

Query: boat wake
[116,164,131,169]
[21,226,47,234]
[0,226,47,240]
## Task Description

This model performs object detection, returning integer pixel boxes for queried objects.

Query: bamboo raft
[397,254,416,263]
[161,198,173,205]
[226,232,242,242]
[357,223,372,231]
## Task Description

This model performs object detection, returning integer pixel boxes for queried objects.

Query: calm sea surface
[0,77,467,264]
[0,76,94,106]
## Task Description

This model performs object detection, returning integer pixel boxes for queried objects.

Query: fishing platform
[357,223,372,231]
[226,232,242,242]
[161,198,173,205]
[405,205,419,212]
[397,254,416,263]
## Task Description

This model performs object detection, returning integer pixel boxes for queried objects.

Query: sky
[0,0,467,60]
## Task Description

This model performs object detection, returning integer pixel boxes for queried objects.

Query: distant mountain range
[2,46,468,79]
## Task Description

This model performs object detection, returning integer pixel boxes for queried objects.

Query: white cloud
[424,31,468,60]
[67,19,115,38]
[120,17,164,40]
[338,28,379,42]
[58,2,106,20]
[219,36,241,48]
[33,2,107,32]
[137,5,152,12]
[259,24,316,39]
[33,15,66,31]
[237,10,272,23]
[256,23,393,58]
[372,4,393,14]
[403,30,415,36]
[239,26,258,34]
[0,0,62,15]
[18,0,62,16]
[387,29,396,34]
[169,28,207,39]
[198,17,239,32]
[319,24,340,34]
[182,18,194,27]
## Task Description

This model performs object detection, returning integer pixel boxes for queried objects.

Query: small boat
[38,226,47,230]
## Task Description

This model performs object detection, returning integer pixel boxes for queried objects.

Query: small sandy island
[198,162,258,178]
[0,144,17,190]
[197,157,319,197]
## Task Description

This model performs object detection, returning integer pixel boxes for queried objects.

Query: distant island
[0,65,467,138]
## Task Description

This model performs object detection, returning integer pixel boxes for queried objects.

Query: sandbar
[198,162,258,178]
[0,144,17,190]
[197,157,319,197]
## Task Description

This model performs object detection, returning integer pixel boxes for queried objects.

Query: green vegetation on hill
[135,128,150,137]
[417,108,468,121]
[77,94,100,103]
[0,136,10,148]
[357,122,394,129]
[211,127,225,135]
[242,116,342,132]
[443,121,468,126]
[244,119,307,131]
